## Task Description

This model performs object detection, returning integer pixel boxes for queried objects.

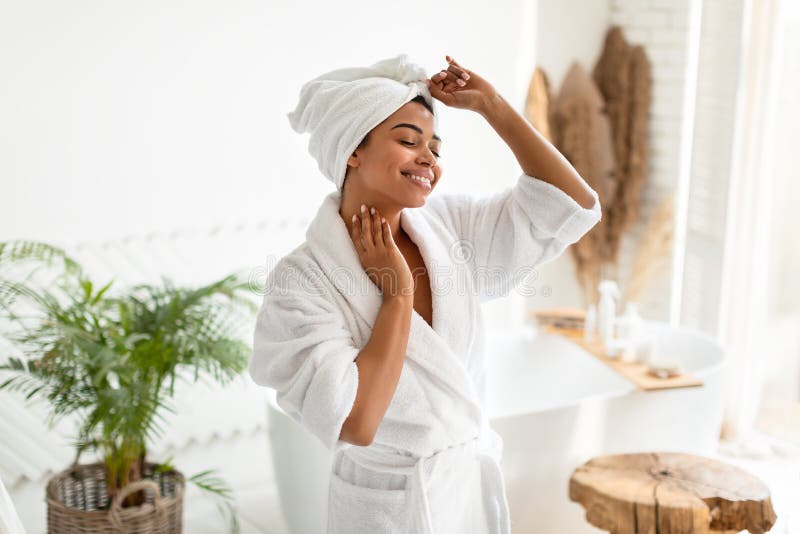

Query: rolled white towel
[287,54,438,191]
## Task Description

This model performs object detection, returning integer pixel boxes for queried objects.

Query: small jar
[636,337,656,365]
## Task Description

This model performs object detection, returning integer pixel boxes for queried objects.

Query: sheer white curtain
[751,0,800,450]
[716,0,799,455]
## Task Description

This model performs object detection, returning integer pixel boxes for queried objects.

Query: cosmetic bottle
[584,304,597,342]
[597,280,620,353]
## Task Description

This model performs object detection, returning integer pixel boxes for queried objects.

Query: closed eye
[400,140,441,158]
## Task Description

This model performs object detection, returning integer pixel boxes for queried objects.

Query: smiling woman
[341,95,443,234]
[251,53,601,534]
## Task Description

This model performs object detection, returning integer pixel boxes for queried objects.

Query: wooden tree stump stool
[569,452,777,533]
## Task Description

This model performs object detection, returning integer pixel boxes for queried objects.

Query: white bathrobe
[250,173,601,533]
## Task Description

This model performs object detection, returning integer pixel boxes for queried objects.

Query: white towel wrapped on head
[287,54,438,191]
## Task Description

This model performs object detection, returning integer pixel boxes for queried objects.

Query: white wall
[0,5,547,526]
[0,0,548,329]
[610,0,700,325]
[529,0,708,324]
[0,0,534,244]
[535,0,610,87]
[520,1,612,313]
[2,0,731,325]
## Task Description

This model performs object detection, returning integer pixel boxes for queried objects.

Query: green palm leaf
[0,239,257,528]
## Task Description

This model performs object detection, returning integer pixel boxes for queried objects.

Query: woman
[250,54,601,533]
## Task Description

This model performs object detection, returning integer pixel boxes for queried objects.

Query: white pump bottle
[597,280,621,348]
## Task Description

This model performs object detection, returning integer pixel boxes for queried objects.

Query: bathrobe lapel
[306,191,482,415]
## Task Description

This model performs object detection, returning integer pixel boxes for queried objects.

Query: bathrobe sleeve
[249,260,360,453]
[427,173,601,302]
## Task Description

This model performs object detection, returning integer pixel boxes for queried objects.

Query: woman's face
[345,101,442,208]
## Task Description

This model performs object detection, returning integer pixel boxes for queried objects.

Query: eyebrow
[391,123,441,142]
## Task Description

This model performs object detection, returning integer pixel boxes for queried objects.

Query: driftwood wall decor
[624,192,675,304]
[553,62,617,304]
[525,25,659,306]
[594,26,653,263]
[524,67,554,143]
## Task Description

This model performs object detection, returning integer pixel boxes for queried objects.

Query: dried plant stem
[624,193,675,303]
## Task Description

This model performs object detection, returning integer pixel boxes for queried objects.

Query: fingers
[360,204,374,250]
[380,216,389,247]
[434,56,469,81]
[354,204,389,252]
[426,77,450,100]
[370,207,382,249]
[433,69,467,87]
[430,75,458,96]
[442,65,470,81]
[446,55,465,69]
[432,73,468,95]
[351,204,403,255]
[350,213,365,253]
[382,216,397,248]
[446,55,471,76]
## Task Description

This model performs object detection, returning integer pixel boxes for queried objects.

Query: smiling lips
[401,172,433,191]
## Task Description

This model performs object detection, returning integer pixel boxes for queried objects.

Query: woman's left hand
[426,55,498,114]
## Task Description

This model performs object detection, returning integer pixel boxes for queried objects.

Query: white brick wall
[607,0,696,322]
[526,0,696,319]
[527,0,746,333]
[603,0,746,336]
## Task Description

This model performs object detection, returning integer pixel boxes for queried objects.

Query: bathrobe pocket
[327,470,408,534]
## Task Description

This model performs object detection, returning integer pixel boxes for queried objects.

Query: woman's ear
[347,151,360,169]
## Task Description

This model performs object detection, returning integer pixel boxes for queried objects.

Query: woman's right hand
[349,205,414,300]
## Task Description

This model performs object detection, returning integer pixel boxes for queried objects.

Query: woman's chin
[393,180,434,208]
[405,193,429,208]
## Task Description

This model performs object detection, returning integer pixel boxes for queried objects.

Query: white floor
[7,429,292,534]
[185,433,800,534]
[174,430,290,534]
[8,429,799,533]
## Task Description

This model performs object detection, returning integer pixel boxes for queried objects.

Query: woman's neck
[339,189,404,240]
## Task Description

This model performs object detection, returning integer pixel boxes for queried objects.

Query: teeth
[403,173,431,185]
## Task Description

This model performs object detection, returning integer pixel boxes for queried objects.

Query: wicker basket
[46,462,184,533]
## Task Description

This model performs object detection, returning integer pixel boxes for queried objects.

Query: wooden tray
[539,324,703,391]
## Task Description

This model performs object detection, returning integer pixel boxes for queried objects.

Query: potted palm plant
[0,240,257,533]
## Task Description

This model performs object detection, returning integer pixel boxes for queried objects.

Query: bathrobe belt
[344,436,511,534]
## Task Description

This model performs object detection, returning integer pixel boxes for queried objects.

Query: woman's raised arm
[428,55,597,209]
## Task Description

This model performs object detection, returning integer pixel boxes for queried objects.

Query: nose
[417,147,437,166]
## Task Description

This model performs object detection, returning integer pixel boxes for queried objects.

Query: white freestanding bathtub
[265,320,726,534]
